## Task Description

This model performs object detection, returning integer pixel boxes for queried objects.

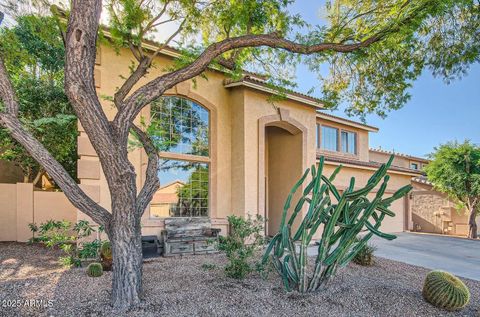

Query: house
[369,148,479,236]
[74,40,425,239]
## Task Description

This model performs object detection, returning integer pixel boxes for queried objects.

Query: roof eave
[224,80,324,109]
[316,113,379,132]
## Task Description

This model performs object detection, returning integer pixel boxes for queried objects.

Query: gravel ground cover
[0,242,478,317]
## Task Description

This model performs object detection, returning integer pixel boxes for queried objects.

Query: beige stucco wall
[77,43,318,238]
[265,126,303,235]
[76,43,417,240]
[0,183,17,241]
[0,183,77,242]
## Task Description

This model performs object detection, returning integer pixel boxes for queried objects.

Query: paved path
[308,232,480,281]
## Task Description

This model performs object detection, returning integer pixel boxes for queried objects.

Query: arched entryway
[258,110,307,236]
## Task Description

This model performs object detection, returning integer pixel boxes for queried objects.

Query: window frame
[410,162,419,170]
[319,125,339,152]
[149,96,212,219]
[317,124,359,157]
[340,130,357,155]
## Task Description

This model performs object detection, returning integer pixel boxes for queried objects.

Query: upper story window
[149,97,209,156]
[341,131,357,154]
[317,124,357,155]
[148,96,210,218]
[410,162,419,170]
[320,126,339,152]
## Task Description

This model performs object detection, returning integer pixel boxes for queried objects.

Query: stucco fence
[0,183,77,242]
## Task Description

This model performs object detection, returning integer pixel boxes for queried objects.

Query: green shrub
[423,270,470,311]
[218,215,264,279]
[28,219,101,267]
[352,237,376,266]
[263,155,412,292]
[86,262,103,277]
[78,240,101,259]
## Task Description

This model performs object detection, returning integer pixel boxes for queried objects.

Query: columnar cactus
[262,155,412,292]
[87,262,103,277]
[422,270,470,311]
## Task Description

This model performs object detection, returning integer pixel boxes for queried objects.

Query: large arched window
[148,97,210,218]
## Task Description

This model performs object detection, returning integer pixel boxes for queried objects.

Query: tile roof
[316,111,379,132]
[224,76,324,108]
[412,175,433,185]
[318,154,425,175]
[369,148,430,163]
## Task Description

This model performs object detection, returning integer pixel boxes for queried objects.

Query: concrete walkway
[308,232,480,281]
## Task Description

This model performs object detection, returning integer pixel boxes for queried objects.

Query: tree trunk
[109,205,143,311]
[468,207,478,239]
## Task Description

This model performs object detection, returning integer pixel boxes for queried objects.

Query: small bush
[218,215,264,279]
[423,270,470,311]
[28,219,100,267]
[78,240,101,259]
[86,262,103,277]
[352,238,376,266]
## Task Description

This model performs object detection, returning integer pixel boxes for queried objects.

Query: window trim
[149,96,212,219]
[340,129,357,155]
[317,124,359,157]
[319,125,339,152]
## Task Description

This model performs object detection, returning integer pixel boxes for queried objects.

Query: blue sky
[289,2,480,159]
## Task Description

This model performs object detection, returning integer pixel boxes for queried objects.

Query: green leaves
[425,140,480,211]
[0,15,77,183]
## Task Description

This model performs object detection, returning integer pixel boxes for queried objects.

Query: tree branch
[113,18,187,106]
[113,31,385,139]
[131,124,160,217]
[0,59,111,225]
[0,61,19,116]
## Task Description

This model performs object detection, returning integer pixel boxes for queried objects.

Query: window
[321,126,339,151]
[410,162,418,170]
[341,131,356,154]
[149,97,209,156]
[148,97,210,218]
[151,161,209,218]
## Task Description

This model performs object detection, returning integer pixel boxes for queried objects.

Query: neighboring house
[369,148,479,236]
[410,176,470,236]
[75,40,424,238]
[150,180,185,218]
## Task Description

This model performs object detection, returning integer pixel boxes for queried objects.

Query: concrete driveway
[369,232,480,281]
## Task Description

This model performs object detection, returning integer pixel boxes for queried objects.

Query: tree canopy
[425,140,480,238]
[0,14,77,185]
[104,0,480,118]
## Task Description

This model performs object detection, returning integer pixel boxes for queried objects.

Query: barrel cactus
[86,262,103,277]
[263,155,412,292]
[423,270,470,311]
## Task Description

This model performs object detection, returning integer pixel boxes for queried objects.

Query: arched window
[148,97,210,218]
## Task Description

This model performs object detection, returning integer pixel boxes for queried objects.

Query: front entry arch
[258,110,307,236]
